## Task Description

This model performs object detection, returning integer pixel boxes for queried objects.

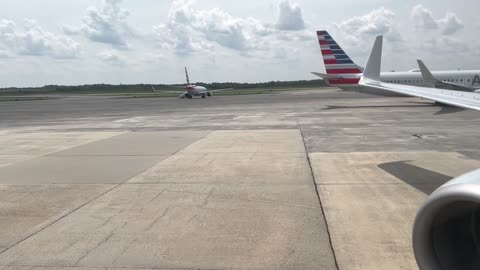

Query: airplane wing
[358,36,480,112]
[210,88,235,92]
[152,86,185,93]
[417,60,477,92]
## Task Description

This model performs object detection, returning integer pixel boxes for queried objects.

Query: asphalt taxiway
[1,88,480,270]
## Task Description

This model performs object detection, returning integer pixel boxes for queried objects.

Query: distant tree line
[196,79,327,90]
[0,79,327,94]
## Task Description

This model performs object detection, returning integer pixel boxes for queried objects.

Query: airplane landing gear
[201,94,206,99]
[185,93,193,99]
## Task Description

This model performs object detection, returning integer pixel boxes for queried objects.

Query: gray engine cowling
[413,169,480,270]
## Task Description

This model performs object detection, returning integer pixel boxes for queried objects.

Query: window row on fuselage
[384,77,473,85]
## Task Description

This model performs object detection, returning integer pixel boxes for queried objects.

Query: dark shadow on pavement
[435,106,466,115]
[322,104,433,111]
[378,161,453,195]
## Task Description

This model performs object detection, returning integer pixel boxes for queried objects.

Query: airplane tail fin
[185,67,191,86]
[317,31,363,75]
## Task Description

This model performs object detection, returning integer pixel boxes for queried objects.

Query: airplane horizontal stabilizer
[311,72,344,80]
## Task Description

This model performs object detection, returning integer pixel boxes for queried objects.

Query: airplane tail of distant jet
[313,30,364,87]
[185,67,191,86]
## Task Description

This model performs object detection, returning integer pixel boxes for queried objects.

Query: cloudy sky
[0,0,478,87]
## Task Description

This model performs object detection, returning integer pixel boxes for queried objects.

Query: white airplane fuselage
[331,71,480,95]
[382,70,480,88]
[180,85,212,99]
[328,71,480,87]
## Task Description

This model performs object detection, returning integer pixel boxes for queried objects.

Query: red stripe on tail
[326,69,363,74]
[324,59,337,64]
[328,78,360,85]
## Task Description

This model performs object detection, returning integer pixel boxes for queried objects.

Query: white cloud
[421,36,471,54]
[333,8,402,57]
[99,49,124,64]
[411,5,463,35]
[153,0,309,58]
[63,0,134,49]
[411,5,438,30]
[338,8,395,36]
[153,23,212,56]
[0,19,80,59]
[438,12,464,35]
[276,0,306,31]
[156,0,253,53]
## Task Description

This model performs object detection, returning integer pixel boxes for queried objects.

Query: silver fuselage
[337,70,480,95]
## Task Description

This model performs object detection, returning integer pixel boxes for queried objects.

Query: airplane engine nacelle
[413,169,480,270]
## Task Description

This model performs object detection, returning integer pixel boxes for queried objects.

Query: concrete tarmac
[1,88,480,269]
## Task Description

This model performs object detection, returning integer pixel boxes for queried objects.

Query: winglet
[417,60,436,87]
[361,35,383,82]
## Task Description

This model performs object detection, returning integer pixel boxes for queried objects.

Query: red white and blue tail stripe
[317,30,363,86]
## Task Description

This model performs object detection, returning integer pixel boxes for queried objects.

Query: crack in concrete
[75,231,115,265]
[145,207,170,231]
[201,188,215,207]
[143,188,167,206]
[112,238,138,265]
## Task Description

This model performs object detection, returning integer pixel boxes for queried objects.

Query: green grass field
[0,96,52,102]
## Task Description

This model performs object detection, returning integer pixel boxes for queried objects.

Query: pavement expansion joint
[300,129,340,270]
[0,131,206,257]
[0,183,122,256]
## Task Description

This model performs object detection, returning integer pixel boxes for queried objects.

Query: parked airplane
[313,30,480,92]
[152,67,233,99]
[359,35,480,270]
